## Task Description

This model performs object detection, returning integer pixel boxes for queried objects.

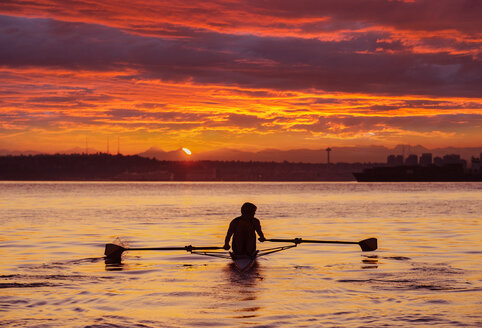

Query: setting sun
[182,148,192,155]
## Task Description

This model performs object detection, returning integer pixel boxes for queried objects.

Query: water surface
[1,182,481,327]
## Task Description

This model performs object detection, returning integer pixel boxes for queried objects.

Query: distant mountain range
[139,145,482,163]
[2,145,482,163]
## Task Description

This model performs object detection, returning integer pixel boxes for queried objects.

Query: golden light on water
[1,182,481,326]
[182,148,192,155]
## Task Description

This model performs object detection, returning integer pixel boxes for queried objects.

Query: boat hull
[230,252,257,272]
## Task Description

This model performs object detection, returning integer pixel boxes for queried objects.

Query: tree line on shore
[0,153,375,181]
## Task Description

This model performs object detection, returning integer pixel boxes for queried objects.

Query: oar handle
[126,246,224,251]
[266,238,303,244]
[266,237,377,252]
[266,238,358,245]
[302,239,358,245]
[104,243,224,259]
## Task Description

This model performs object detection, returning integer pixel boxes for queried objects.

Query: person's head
[241,202,257,217]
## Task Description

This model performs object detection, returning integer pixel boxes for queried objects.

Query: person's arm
[223,220,235,250]
[254,218,266,242]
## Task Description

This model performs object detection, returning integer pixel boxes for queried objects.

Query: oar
[104,243,224,259]
[265,237,377,252]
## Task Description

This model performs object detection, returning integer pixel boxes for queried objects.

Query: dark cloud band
[1,15,480,97]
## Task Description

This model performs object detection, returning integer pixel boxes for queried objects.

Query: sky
[1,0,481,155]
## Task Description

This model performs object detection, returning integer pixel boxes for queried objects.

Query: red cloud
[0,1,481,152]
[1,15,480,97]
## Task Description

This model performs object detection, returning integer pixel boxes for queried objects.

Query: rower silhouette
[223,202,265,256]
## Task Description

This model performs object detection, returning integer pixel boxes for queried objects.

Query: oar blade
[104,243,126,258]
[358,238,377,252]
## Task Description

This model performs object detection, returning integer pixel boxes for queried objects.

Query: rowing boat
[104,237,377,272]
[193,246,294,272]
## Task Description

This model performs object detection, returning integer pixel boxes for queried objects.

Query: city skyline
[1,1,481,154]
[2,143,482,165]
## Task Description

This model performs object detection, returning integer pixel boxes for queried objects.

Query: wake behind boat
[104,237,377,272]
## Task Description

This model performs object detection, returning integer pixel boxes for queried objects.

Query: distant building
[387,155,395,166]
[443,154,461,164]
[326,148,332,164]
[471,155,481,173]
[442,154,466,169]
[434,157,443,166]
[405,154,418,166]
[387,155,403,166]
[420,153,432,167]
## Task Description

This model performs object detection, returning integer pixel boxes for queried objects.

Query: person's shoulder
[253,217,261,223]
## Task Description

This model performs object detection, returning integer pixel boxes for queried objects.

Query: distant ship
[353,153,482,182]
[353,164,482,182]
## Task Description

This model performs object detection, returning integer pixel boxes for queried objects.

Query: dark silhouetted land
[0,154,375,181]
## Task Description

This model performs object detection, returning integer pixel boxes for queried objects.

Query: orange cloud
[0,1,481,154]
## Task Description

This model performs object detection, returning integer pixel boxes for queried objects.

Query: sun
[182,147,192,155]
